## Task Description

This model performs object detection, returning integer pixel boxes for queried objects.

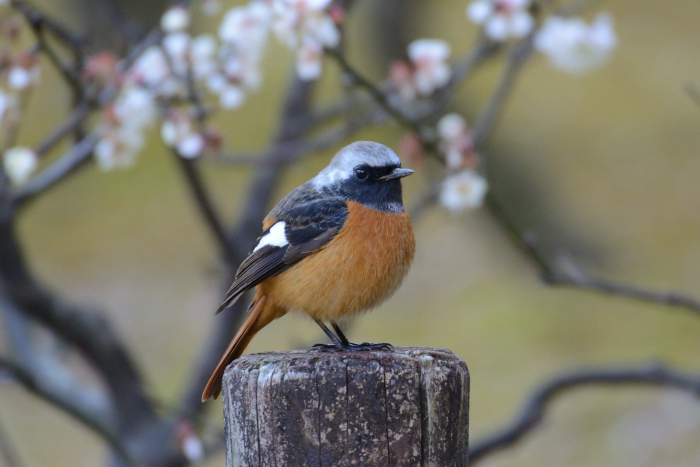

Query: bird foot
[309,342,393,352]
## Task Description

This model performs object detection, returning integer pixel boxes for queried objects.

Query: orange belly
[263,201,415,322]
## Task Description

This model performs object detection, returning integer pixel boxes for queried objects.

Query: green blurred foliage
[2,0,700,465]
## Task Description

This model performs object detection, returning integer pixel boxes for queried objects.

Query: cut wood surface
[222,347,469,466]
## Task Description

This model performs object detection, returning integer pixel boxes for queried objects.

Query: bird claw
[308,342,393,353]
[309,343,344,353]
[348,342,393,351]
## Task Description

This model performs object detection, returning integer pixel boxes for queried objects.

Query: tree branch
[0,221,155,434]
[470,364,700,464]
[472,38,534,148]
[485,193,700,317]
[8,133,98,210]
[0,355,135,464]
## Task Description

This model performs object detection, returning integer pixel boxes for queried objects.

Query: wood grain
[222,347,469,466]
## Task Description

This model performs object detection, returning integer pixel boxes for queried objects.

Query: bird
[202,141,416,401]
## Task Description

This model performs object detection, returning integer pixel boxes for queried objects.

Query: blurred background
[2,0,700,465]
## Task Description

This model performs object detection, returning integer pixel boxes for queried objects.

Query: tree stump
[222,347,469,466]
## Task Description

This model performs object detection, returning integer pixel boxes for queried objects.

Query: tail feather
[202,295,269,401]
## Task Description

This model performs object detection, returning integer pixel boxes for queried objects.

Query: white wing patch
[253,222,288,252]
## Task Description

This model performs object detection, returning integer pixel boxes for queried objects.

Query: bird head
[312,141,414,212]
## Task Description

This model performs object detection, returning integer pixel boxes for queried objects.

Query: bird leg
[310,319,347,352]
[312,321,393,352]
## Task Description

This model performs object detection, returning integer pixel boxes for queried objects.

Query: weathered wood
[222,347,469,466]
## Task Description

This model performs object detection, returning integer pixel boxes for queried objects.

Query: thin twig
[470,364,700,463]
[485,193,700,317]
[430,35,502,116]
[543,265,700,317]
[10,0,86,49]
[18,7,83,95]
[472,39,535,148]
[325,48,422,134]
[10,133,99,208]
[35,102,91,157]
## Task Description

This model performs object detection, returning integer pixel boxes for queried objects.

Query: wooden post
[222,347,469,466]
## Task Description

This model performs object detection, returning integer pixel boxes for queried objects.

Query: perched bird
[202,141,415,401]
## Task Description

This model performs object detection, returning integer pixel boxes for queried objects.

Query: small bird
[202,141,415,401]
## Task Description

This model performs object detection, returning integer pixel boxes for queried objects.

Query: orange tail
[202,294,272,401]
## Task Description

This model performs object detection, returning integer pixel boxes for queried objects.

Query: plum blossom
[437,113,477,170]
[535,13,617,74]
[390,39,451,101]
[6,52,40,90]
[3,147,37,185]
[126,31,216,99]
[113,86,157,130]
[95,125,146,170]
[467,0,534,42]
[219,2,271,47]
[161,110,206,159]
[408,39,451,95]
[127,46,179,96]
[161,6,190,33]
[95,86,157,170]
[439,170,489,212]
[190,34,218,79]
[272,0,340,80]
[211,2,272,108]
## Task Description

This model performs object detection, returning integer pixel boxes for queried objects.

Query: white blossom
[113,86,157,130]
[535,13,617,74]
[467,0,534,41]
[219,2,271,48]
[271,0,339,80]
[390,39,451,101]
[3,147,38,185]
[95,126,145,170]
[437,113,466,142]
[177,133,206,159]
[437,113,476,169]
[161,6,190,33]
[407,39,451,96]
[182,434,204,463]
[296,37,323,80]
[96,83,157,171]
[440,170,488,212]
[191,34,218,79]
[161,112,206,159]
[7,65,40,90]
[128,47,172,91]
[163,32,192,76]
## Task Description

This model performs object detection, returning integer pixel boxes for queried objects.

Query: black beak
[379,168,414,181]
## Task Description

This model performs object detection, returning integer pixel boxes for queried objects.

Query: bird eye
[354,168,368,180]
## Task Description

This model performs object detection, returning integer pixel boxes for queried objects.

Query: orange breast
[264,201,415,322]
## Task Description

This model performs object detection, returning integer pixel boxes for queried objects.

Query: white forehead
[312,141,401,188]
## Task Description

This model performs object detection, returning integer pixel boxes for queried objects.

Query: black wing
[216,197,348,313]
